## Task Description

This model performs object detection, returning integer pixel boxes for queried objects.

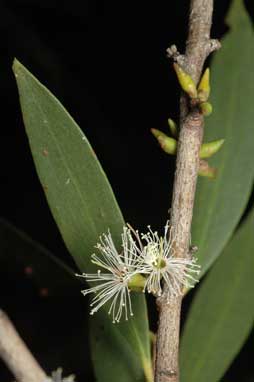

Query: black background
[0,0,253,380]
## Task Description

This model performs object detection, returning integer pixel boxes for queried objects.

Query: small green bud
[200,102,213,116]
[128,273,146,292]
[168,118,178,137]
[198,160,217,179]
[198,68,210,102]
[200,139,225,159]
[150,128,167,139]
[173,63,197,99]
[157,136,177,155]
[151,128,177,155]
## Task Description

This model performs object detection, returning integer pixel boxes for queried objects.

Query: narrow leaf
[13,58,124,273]
[13,60,152,381]
[180,207,254,382]
[192,0,254,276]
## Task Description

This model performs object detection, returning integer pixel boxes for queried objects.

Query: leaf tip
[226,0,250,28]
[12,58,22,76]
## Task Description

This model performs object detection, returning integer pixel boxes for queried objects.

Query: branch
[155,1,220,381]
[0,310,47,382]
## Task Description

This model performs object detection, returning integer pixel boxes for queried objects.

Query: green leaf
[0,218,78,296]
[13,58,124,273]
[192,0,254,276]
[13,60,152,381]
[180,207,254,382]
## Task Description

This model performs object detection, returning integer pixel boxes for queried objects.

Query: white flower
[44,368,75,382]
[77,222,201,321]
[139,221,201,300]
[77,227,141,323]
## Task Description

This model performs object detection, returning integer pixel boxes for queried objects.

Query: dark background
[0,0,253,380]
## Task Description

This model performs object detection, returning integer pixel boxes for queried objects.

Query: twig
[155,1,220,381]
[0,310,47,382]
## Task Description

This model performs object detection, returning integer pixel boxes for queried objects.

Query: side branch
[155,0,220,381]
[0,310,47,382]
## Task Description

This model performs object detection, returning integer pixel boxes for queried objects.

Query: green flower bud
[150,128,167,139]
[128,273,146,292]
[168,118,178,137]
[173,63,197,99]
[158,136,177,155]
[200,102,213,116]
[198,68,210,102]
[151,128,177,155]
[200,139,225,159]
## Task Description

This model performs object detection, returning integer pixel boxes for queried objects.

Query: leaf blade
[13,58,124,272]
[13,60,152,382]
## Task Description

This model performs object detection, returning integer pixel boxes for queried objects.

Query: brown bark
[154,1,220,381]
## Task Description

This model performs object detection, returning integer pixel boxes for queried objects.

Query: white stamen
[76,227,141,323]
[136,221,201,301]
[77,222,201,322]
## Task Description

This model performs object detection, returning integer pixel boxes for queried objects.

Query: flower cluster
[77,222,200,323]
[44,368,75,382]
